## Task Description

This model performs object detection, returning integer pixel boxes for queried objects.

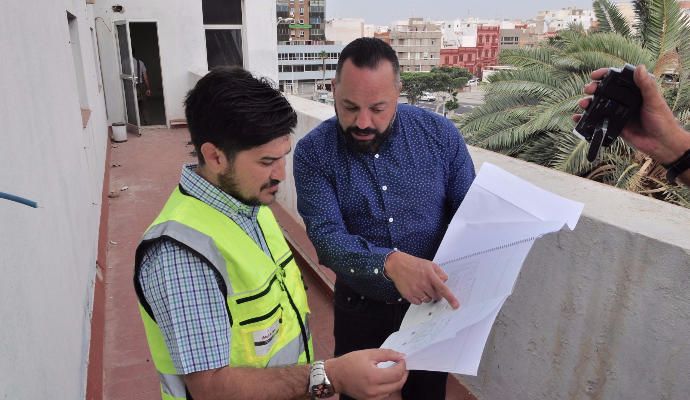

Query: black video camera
[573,64,643,162]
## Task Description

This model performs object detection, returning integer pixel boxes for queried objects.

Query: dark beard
[217,168,280,206]
[336,109,396,154]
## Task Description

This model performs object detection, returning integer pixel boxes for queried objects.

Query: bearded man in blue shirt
[294,38,476,399]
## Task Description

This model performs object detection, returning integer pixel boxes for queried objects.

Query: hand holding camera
[573,64,690,186]
[573,64,643,161]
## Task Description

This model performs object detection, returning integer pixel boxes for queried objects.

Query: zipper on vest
[236,275,278,304]
[239,304,282,326]
[279,278,311,363]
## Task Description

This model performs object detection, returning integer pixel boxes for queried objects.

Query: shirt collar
[179,164,260,219]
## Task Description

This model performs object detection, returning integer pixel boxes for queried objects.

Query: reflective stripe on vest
[143,220,232,295]
[160,372,186,399]
[134,187,312,400]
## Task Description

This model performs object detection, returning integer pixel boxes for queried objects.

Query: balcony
[97,97,690,400]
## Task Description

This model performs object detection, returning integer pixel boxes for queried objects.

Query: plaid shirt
[138,164,271,374]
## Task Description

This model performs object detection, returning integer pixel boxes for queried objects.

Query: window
[203,0,243,68]
[205,30,243,68]
[445,56,450,64]
[460,54,464,61]
[300,7,304,14]
[453,55,458,64]
[202,0,241,24]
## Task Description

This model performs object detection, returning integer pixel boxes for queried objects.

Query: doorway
[115,21,166,130]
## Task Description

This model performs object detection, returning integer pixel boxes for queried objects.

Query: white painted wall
[243,0,279,83]
[94,0,207,125]
[283,100,690,400]
[94,0,277,126]
[0,1,108,398]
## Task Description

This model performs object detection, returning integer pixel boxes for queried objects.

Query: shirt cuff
[382,248,399,281]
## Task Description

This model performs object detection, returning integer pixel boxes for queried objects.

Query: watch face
[312,383,335,398]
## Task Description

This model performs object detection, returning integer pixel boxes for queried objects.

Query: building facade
[95,0,278,128]
[535,7,595,34]
[278,43,344,94]
[499,24,539,49]
[440,25,499,77]
[390,18,442,72]
[277,0,325,43]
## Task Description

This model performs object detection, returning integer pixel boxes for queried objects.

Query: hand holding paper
[380,163,584,375]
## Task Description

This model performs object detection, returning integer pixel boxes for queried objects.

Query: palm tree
[458,0,690,207]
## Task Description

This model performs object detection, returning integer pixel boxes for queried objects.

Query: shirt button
[374,154,380,159]
[393,247,398,251]
[388,217,394,223]
[360,295,365,300]
[350,268,355,273]
[374,268,379,274]
[397,298,403,302]
[382,185,388,191]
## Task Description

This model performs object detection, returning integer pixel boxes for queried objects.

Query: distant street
[401,85,485,118]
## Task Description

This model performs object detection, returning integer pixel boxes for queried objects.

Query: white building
[94,0,278,130]
[440,18,517,48]
[535,7,595,33]
[278,43,345,95]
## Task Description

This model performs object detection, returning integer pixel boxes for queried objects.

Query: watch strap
[663,148,690,184]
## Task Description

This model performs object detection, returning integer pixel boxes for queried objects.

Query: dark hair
[184,66,297,164]
[335,37,400,82]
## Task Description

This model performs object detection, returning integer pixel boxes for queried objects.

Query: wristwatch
[663,148,690,184]
[309,360,335,399]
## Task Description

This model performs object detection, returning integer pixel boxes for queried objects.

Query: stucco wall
[0,1,108,398]
[284,99,690,399]
[94,0,277,126]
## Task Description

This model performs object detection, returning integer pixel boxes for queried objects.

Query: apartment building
[277,0,325,42]
[390,18,442,72]
[500,24,539,49]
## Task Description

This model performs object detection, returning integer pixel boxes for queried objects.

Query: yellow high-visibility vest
[134,187,312,399]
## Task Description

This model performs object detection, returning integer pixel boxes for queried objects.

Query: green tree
[400,72,444,104]
[458,0,690,207]
[445,97,459,117]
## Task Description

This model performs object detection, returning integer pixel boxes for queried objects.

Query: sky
[326,0,603,25]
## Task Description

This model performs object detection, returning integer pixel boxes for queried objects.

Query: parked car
[419,92,436,102]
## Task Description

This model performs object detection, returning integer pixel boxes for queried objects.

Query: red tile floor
[100,127,476,400]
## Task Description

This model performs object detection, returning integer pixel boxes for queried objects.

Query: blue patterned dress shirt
[138,164,271,374]
[294,104,476,303]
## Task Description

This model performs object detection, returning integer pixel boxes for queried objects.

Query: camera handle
[587,118,609,162]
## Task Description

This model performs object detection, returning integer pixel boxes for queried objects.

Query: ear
[200,142,229,174]
[331,78,337,94]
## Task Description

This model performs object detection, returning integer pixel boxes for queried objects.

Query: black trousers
[333,281,447,400]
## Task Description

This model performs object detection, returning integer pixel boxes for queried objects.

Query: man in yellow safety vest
[133,66,408,400]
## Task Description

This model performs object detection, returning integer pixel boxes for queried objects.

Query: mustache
[261,179,281,190]
[346,126,380,136]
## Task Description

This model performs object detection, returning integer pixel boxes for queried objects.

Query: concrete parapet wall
[285,98,690,399]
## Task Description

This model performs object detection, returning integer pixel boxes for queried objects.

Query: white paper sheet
[379,163,584,375]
